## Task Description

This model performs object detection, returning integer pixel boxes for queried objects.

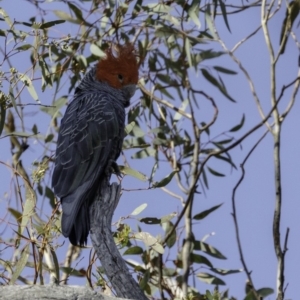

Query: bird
[52,44,139,246]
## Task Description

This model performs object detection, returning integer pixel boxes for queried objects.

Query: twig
[139,83,192,119]
[231,129,269,300]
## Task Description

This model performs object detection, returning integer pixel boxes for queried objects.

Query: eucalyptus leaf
[10,244,30,285]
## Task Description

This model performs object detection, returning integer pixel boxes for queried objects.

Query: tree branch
[89,180,147,300]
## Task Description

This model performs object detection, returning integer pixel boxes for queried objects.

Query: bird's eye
[118,74,123,82]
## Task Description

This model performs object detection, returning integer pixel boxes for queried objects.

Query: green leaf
[119,165,148,181]
[197,272,225,285]
[209,267,242,275]
[188,1,201,28]
[153,171,177,188]
[205,4,218,40]
[200,50,225,60]
[207,166,225,177]
[191,253,212,267]
[202,167,209,189]
[54,10,81,24]
[229,114,245,132]
[45,187,55,209]
[193,203,223,220]
[130,203,147,216]
[218,0,231,32]
[40,97,67,117]
[257,288,274,297]
[50,247,60,282]
[124,246,144,255]
[90,44,106,57]
[15,44,32,51]
[173,99,188,122]
[160,212,177,223]
[201,69,236,102]
[8,208,22,223]
[20,183,36,235]
[149,161,158,183]
[132,125,145,137]
[185,38,192,68]
[45,134,54,143]
[68,3,84,21]
[0,8,13,27]
[60,267,85,277]
[0,102,6,137]
[193,241,226,259]
[10,244,30,285]
[40,20,65,29]
[215,154,237,169]
[139,269,150,290]
[19,74,39,102]
[162,221,176,248]
[32,124,38,135]
[9,86,21,120]
[213,66,237,75]
[134,232,164,254]
[132,147,156,159]
[139,217,161,225]
[0,29,6,37]
[125,121,135,136]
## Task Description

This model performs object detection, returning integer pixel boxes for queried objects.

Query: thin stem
[232,129,269,300]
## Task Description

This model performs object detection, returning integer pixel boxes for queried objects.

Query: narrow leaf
[54,10,81,24]
[20,182,36,235]
[119,166,147,181]
[0,102,6,136]
[218,0,231,32]
[153,171,177,188]
[50,247,60,282]
[135,232,164,254]
[132,147,156,159]
[214,66,237,75]
[124,246,144,255]
[193,203,223,220]
[40,20,65,29]
[257,288,274,297]
[209,267,242,275]
[19,74,39,102]
[9,86,21,120]
[125,121,135,136]
[130,203,147,216]
[193,240,226,259]
[191,253,213,267]
[207,166,225,177]
[229,114,245,132]
[197,272,225,285]
[205,5,218,40]
[201,69,235,102]
[90,44,106,57]
[162,221,176,248]
[15,45,32,51]
[139,217,161,225]
[10,244,30,284]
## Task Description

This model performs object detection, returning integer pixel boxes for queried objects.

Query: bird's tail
[61,190,91,246]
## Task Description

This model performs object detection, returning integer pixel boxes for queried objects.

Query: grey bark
[0,285,131,300]
[89,180,147,300]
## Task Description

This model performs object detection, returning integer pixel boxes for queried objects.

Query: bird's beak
[125,84,137,98]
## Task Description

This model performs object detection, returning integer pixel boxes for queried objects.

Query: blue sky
[0,1,299,299]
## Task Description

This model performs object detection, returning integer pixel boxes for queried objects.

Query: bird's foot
[105,159,123,180]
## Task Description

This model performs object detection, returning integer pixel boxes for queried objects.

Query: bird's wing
[52,92,120,197]
[52,92,121,240]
